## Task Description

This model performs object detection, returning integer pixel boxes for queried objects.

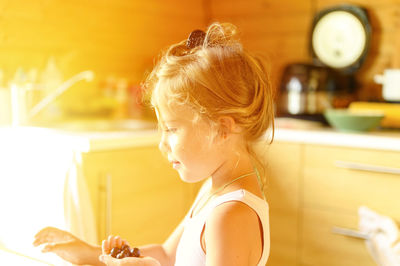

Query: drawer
[300,207,376,266]
[303,145,400,219]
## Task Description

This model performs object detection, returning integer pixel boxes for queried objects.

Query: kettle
[277,63,356,122]
[374,69,400,102]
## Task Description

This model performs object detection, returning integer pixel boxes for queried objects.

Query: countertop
[273,127,400,152]
[1,118,399,152]
[0,126,160,153]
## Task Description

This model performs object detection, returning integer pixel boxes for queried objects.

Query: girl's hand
[33,226,75,246]
[101,235,129,255]
[33,226,97,265]
[99,255,161,266]
[101,235,160,266]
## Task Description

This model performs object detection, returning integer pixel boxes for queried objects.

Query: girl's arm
[101,218,185,266]
[34,219,185,266]
[136,218,186,266]
[33,226,104,266]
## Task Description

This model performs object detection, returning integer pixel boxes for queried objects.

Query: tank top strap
[211,189,268,216]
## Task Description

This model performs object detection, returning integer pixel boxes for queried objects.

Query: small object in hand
[116,252,125,259]
[109,244,141,259]
[119,248,131,259]
[121,244,130,251]
[110,247,121,258]
[186,29,206,49]
[131,247,141,257]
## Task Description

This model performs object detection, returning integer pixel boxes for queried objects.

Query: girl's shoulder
[208,189,267,225]
[205,189,268,246]
[208,196,260,225]
[204,198,264,264]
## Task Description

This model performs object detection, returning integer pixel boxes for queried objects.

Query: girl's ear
[217,116,236,140]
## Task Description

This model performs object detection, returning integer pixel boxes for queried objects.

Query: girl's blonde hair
[145,22,275,181]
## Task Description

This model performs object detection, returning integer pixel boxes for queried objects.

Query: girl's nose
[159,134,170,154]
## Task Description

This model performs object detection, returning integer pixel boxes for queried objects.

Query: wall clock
[311,5,372,74]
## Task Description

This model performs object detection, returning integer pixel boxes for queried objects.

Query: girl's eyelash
[164,128,177,133]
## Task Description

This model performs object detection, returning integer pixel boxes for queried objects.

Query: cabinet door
[303,145,400,218]
[300,208,376,266]
[259,141,301,266]
[301,145,400,265]
[82,146,197,246]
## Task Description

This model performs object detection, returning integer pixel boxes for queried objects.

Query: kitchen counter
[273,127,400,152]
[0,118,400,152]
[1,118,399,152]
[0,123,160,153]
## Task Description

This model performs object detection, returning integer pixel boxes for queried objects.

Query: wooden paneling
[210,0,313,92]
[211,0,312,16]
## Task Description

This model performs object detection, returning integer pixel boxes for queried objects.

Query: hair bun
[187,30,206,49]
[204,23,240,48]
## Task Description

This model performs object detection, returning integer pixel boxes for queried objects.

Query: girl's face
[156,104,226,183]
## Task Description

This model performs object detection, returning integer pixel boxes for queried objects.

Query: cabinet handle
[331,226,369,240]
[335,160,400,175]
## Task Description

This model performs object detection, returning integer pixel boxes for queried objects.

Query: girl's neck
[209,151,255,193]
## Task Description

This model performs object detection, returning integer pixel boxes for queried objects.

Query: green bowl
[324,109,385,132]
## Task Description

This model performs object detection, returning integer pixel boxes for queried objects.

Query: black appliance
[277,4,372,121]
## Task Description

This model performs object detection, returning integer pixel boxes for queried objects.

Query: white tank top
[175,180,270,266]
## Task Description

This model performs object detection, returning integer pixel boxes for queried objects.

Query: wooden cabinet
[261,142,302,266]
[300,145,400,266]
[303,145,400,217]
[81,145,199,246]
[265,141,400,266]
[77,137,399,265]
[300,208,375,266]
[299,207,376,266]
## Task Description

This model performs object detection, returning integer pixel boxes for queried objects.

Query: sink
[32,119,158,132]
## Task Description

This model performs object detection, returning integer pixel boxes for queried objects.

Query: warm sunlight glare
[0,127,75,265]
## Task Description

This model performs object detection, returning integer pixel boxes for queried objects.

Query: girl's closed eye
[165,127,177,133]
[158,123,177,133]
[162,127,177,135]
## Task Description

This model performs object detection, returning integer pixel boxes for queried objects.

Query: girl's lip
[172,161,181,169]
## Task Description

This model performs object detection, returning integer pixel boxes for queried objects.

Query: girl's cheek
[158,134,168,153]
[168,134,178,150]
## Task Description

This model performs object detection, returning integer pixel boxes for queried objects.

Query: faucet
[28,70,94,119]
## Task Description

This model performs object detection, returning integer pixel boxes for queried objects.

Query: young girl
[33,22,274,266]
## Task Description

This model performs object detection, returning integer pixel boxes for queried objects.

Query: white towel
[358,206,400,266]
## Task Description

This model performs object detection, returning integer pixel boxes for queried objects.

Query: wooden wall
[209,0,400,101]
[2,0,398,118]
[0,0,207,114]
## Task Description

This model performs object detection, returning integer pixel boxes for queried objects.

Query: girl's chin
[178,171,206,184]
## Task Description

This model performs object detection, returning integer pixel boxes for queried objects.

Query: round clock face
[312,10,367,69]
